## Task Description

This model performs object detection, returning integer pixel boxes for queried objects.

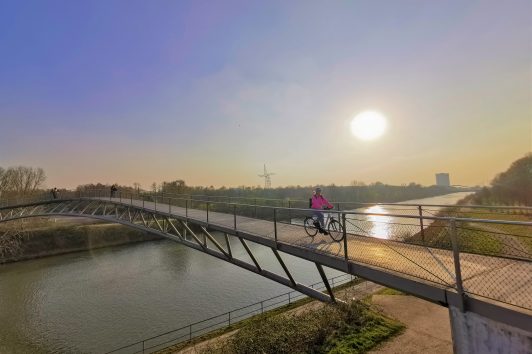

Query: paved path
[370,294,452,354]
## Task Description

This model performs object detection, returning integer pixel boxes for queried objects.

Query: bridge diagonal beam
[29,204,43,216]
[117,207,130,221]
[200,226,230,258]
[315,263,335,303]
[165,217,183,240]
[91,203,103,216]
[272,248,296,287]
[152,214,165,233]
[239,237,262,273]
[67,200,84,214]
[181,221,207,250]
[79,201,95,215]
[49,202,65,214]
[139,211,148,227]
[224,233,232,258]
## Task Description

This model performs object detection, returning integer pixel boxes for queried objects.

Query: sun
[350,111,387,141]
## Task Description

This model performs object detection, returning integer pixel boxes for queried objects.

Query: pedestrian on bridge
[50,187,58,199]
[311,187,333,235]
[110,184,118,198]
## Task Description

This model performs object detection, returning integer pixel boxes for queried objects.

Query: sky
[1,0,530,189]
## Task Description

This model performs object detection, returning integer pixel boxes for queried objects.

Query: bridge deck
[98,197,531,312]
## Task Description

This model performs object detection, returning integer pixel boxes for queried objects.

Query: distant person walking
[110,184,118,198]
[310,187,333,235]
[50,187,58,199]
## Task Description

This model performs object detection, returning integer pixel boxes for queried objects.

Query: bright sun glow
[350,111,387,141]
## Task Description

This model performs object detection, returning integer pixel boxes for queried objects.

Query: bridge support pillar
[448,306,532,354]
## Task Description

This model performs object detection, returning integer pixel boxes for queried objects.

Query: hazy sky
[1,0,530,189]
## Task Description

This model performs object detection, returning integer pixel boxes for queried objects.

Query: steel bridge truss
[0,199,338,303]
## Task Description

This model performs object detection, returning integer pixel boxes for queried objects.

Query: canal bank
[0,218,161,264]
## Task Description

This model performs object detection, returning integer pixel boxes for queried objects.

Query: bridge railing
[77,188,532,219]
[1,191,531,311]
[119,190,531,310]
[105,273,357,354]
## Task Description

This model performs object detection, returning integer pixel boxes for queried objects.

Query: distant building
[436,173,451,187]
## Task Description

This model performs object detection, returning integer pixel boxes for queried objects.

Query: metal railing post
[449,218,466,311]
[228,311,231,326]
[206,202,209,223]
[119,192,122,203]
[342,213,348,261]
[288,199,292,224]
[233,204,237,230]
[186,199,189,219]
[130,194,133,206]
[168,198,171,213]
[154,195,157,211]
[273,208,278,245]
[142,340,145,354]
[418,205,425,242]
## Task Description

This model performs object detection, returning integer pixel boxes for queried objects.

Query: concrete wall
[449,306,532,354]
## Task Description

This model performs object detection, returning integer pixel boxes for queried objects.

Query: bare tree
[2,166,46,196]
[0,221,28,259]
[0,167,8,198]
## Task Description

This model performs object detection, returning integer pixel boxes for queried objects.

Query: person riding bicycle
[311,187,333,235]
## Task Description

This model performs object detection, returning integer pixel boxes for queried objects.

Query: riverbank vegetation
[459,154,531,207]
[201,301,403,354]
[409,154,531,257]
[76,180,463,205]
[0,218,158,263]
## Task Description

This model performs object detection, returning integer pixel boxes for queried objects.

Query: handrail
[105,273,356,353]
[2,193,532,227]
[77,189,532,210]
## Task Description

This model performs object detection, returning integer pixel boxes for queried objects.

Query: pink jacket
[311,195,333,209]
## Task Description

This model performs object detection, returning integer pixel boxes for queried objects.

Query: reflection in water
[365,205,392,239]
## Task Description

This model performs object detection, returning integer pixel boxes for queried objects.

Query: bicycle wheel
[304,217,319,237]
[328,219,344,242]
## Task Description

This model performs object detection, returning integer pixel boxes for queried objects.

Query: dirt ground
[370,294,453,354]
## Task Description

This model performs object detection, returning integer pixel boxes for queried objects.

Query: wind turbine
[258,164,275,189]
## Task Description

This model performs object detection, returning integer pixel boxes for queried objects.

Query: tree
[0,166,46,197]
[350,180,366,187]
[489,154,532,205]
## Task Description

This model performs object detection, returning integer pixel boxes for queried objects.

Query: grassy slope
[201,301,404,354]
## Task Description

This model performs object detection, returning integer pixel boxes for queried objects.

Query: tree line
[154,180,459,204]
[0,166,46,198]
[461,154,531,206]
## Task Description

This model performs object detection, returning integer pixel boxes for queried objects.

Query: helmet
[315,187,322,193]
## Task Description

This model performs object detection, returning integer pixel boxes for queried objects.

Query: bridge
[1,191,531,353]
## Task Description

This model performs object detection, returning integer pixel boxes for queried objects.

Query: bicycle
[304,207,345,242]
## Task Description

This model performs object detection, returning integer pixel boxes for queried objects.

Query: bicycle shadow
[304,236,344,257]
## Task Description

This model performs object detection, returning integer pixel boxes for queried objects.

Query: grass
[409,218,504,256]
[201,301,404,354]
[156,278,363,354]
[376,288,405,296]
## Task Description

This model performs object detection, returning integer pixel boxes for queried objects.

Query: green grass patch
[156,279,363,354]
[376,288,405,296]
[201,301,404,354]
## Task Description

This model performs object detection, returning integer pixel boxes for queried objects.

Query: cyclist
[311,187,334,235]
